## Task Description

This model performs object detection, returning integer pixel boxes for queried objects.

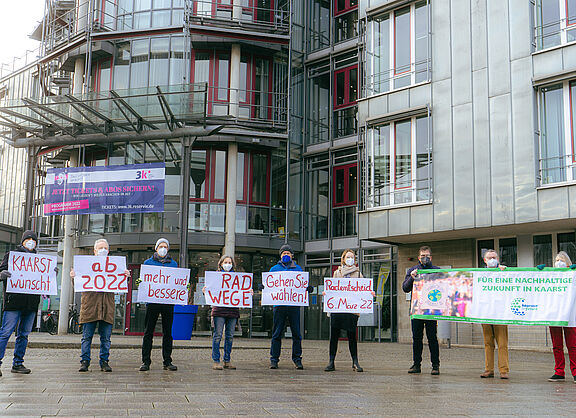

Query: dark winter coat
[0,245,41,312]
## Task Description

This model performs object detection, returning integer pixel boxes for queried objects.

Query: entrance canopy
[0,83,220,147]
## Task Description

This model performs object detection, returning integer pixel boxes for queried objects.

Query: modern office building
[1,0,575,349]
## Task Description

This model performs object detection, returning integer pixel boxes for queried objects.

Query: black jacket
[0,245,41,312]
[402,262,440,293]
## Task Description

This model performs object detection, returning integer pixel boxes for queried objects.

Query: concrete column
[229,44,241,118]
[232,0,242,20]
[73,57,85,96]
[58,150,78,334]
[223,142,238,257]
[179,137,193,268]
[76,0,90,33]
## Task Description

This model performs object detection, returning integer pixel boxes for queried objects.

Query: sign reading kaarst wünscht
[261,271,309,306]
[323,277,374,314]
[411,268,576,326]
[7,252,58,295]
[137,265,190,305]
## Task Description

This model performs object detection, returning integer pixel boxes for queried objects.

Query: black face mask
[420,256,431,267]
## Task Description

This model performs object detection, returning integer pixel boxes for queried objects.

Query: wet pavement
[0,336,574,417]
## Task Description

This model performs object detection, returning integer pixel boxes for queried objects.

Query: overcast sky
[0,1,46,70]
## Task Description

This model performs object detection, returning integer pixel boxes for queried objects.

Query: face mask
[222,263,233,272]
[345,257,355,266]
[555,261,567,268]
[24,240,36,250]
[420,256,431,267]
[97,248,109,257]
[281,255,292,264]
[486,258,499,268]
[157,247,168,257]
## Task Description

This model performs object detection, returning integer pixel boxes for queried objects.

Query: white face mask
[222,263,233,272]
[345,257,355,266]
[157,247,168,257]
[24,240,36,250]
[486,258,499,268]
[555,260,567,268]
[97,248,109,257]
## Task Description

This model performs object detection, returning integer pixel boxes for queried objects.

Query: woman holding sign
[324,249,373,373]
[139,238,179,372]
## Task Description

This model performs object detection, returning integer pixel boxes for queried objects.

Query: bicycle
[42,310,58,335]
[41,304,82,335]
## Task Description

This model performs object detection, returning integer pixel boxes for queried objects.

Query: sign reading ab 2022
[44,163,165,215]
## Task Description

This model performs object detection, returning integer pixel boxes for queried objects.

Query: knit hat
[279,243,293,256]
[155,238,170,251]
[21,230,38,244]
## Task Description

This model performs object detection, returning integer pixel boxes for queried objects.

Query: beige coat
[79,292,115,325]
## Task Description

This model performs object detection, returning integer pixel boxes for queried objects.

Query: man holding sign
[263,244,312,370]
[71,239,130,373]
[138,238,182,372]
[0,231,55,375]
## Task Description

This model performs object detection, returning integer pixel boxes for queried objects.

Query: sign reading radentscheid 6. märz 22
[410,268,576,326]
[44,163,165,215]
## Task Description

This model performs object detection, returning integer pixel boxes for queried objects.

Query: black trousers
[329,327,358,360]
[411,318,440,367]
[142,303,174,366]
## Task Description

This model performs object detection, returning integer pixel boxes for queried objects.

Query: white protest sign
[204,271,253,308]
[323,277,374,314]
[73,255,128,293]
[261,271,309,306]
[137,264,190,305]
[7,251,58,295]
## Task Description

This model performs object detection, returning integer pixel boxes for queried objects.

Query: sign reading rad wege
[44,163,165,216]
[73,255,128,293]
[261,271,309,306]
[137,264,190,305]
[7,252,58,295]
[204,271,253,308]
[323,277,374,314]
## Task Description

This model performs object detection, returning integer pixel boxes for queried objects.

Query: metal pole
[24,146,36,230]
[179,136,194,268]
[223,142,238,256]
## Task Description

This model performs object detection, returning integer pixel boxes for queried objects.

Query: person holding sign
[139,238,179,372]
[0,231,53,375]
[543,252,576,383]
[266,244,311,370]
[324,249,374,373]
[480,249,509,379]
[403,246,441,375]
[70,239,131,373]
[203,255,253,370]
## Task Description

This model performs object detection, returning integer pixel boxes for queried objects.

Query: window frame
[189,148,210,203]
[332,162,358,207]
[249,151,271,206]
[333,64,358,110]
[334,0,358,17]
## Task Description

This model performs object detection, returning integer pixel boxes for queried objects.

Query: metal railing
[363,58,431,97]
[538,154,576,185]
[534,15,576,50]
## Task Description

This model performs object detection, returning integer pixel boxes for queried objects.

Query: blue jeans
[212,316,237,363]
[270,306,302,363]
[81,321,112,365]
[0,310,36,367]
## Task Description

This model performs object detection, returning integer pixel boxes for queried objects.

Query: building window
[334,64,358,138]
[558,231,576,261]
[538,81,576,185]
[334,0,358,43]
[477,238,517,268]
[332,162,357,237]
[307,62,330,144]
[535,0,576,50]
[309,0,331,52]
[306,154,330,240]
[534,234,553,266]
[364,1,430,96]
[366,114,431,208]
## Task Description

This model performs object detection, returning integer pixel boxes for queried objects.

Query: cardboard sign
[137,264,190,305]
[6,251,58,295]
[73,255,128,293]
[261,271,309,306]
[323,277,374,314]
[204,271,253,308]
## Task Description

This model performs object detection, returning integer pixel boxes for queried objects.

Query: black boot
[78,361,89,372]
[324,357,335,372]
[352,357,363,372]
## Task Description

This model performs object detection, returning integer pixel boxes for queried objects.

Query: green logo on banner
[510,297,538,316]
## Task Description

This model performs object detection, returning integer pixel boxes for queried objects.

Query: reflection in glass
[540,84,565,184]
[190,150,207,199]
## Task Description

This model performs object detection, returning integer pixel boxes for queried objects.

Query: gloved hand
[135,278,142,286]
[536,264,546,270]
[570,264,576,270]
[186,283,190,290]
[258,283,265,291]
[0,271,11,281]
[306,285,314,293]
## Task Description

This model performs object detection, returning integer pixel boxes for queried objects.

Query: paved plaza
[0,336,575,417]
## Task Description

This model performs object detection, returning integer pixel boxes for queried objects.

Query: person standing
[324,249,374,373]
[402,245,441,375]
[543,251,576,383]
[139,238,178,371]
[71,238,130,372]
[480,249,509,379]
[267,244,311,370]
[0,231,51,376]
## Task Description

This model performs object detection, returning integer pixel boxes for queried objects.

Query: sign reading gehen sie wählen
[410,268,576,326]
[261,271,309,306]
